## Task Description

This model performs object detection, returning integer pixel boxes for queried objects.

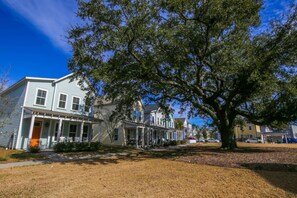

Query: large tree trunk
[219,126,237,150]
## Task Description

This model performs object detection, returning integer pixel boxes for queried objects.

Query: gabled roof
[53,73,74,84]
[144,104,160,113]
[1,73,79,96]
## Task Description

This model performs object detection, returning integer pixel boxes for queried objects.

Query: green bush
[0,157,7,161]
[53,142,101,152]
[89,142,101,151]
[169,140,178,146]
[29,146,40,153]
[180,140,187,144]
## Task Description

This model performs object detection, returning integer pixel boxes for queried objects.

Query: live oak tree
[68,0,297,149]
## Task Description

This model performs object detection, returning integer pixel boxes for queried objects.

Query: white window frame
[34,88,48,107]
[71,96,81,111]
[57,92,68,109]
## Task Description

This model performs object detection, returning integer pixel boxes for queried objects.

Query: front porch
[124,121,173,148]
[17,107,100,150]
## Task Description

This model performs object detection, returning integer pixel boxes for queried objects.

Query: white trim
[57,92,68,109]
[53,73,74,84]
[51,83,57,111]
[34,88,48,107]
[71,96,81,111]
[47,120,52,148]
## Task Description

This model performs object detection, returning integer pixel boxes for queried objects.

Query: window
[133,110,137,120]
[151,116,154,124]
[69,124,77,141]
[72,97,80,111]
[35,89,47,106]
[248,125,252,130]
[138,112,142,122]
[58,93,67,109]
[114,128,118,141]
[83,125,89,142]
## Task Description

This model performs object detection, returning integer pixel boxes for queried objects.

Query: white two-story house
[144,104,176,144]
[0,74,99,150]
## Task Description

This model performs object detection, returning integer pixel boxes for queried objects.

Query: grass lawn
[0,148,46,164]
[0,143,296,197]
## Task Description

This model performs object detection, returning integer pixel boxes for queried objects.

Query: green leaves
[69,1,297,148]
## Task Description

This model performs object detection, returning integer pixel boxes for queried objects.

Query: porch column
[285,134,288,144]
[98,122,101,143]
[147,128,150,146]
[80,122,84,142]
[57,119,63,143]
[123,124,127,146]
[27,114,36,149]
[136,127,139,148]
[141,127,145,148]
[47,120,53,148]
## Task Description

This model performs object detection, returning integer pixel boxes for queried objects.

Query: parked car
[197,138,205,142]
[288,138,297,143]
[186,137,197,144]
[206,138,220,143]
[245,138,262,143]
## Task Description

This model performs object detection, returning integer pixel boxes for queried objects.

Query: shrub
[0,157,6,161]
[89,142,101,151]
[29,146,40,153]
[180,140,187,144]
[169,140,178,146]
[53,142,101,152]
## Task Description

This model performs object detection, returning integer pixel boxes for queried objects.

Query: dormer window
[35,89,47,106]
[138,112,142,122]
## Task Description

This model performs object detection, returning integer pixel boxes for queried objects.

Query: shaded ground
[164,143,297,171]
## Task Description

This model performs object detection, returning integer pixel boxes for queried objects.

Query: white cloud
[1,0,80,54]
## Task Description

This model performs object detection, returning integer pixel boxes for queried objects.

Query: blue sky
[0,0,295,125]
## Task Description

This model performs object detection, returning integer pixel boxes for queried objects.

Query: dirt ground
[0,143,296,198]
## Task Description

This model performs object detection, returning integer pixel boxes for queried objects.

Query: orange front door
[30,121,42,147]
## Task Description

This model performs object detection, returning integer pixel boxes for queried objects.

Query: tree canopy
[68,0,297,149]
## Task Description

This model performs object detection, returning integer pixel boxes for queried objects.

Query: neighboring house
[144,104,175,144]
[94,102,176,147]
[261,125,290,143]
[93,99,146,147]
[0,74,98,150]
[288,125,297,139]
[234,123,261,141]
[175,118,192,139]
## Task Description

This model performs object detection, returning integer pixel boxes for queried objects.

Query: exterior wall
[94,100,144,146]
[234,123,261,140]
[0,83,27,148]
[24,80,54,110]
[24,78,91,116]
[18,118,30,149]
[52,78,92,116]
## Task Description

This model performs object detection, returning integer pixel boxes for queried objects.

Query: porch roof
[24,107,102,123]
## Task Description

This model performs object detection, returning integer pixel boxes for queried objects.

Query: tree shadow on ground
[242,163,297,195]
